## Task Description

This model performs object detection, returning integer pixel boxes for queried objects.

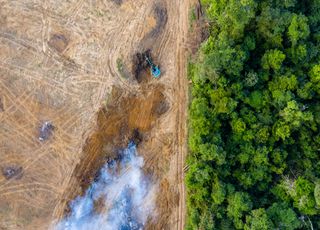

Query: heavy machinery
[145,52,161,78]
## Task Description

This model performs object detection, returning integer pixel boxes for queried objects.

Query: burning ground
[55,142,156,230]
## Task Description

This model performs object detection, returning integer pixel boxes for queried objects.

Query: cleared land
[0,0,192,229]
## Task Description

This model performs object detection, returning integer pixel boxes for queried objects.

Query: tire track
[0,0,191,228]
[175,0,190,229]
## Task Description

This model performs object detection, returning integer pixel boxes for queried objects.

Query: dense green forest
[186,0,320,229]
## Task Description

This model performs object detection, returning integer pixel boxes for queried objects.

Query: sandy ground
[0,0,193,229]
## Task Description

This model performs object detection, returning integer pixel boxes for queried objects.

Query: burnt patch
[39,121,54,141]
[148,4,168,38]
[2,166,23,180]
[133,51,149,83]
[48,34,69,53]
[133,50,160,83]
[131,129,143,146]
[138,3,168,52]
[0,97,4,112]
[111,0,123,5]
[152,97,169,117]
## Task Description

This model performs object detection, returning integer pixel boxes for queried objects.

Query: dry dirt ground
[0,0,194,229]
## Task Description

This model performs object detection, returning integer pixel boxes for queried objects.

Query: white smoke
[54,142,155,230]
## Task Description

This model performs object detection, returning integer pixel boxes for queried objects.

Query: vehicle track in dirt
[0,0,192,229]
[172,0,193,229]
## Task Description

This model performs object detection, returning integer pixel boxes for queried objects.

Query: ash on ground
[39,121,54,141]
[2,166,23,180]
[55,142,154,230]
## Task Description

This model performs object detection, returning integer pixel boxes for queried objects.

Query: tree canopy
[187,0,320,229]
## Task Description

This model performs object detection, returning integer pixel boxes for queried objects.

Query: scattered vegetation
[186,0,320,229]
[189,6,197,30]
[116,58,128,79]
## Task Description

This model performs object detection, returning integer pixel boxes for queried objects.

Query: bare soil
[0,0,195,229]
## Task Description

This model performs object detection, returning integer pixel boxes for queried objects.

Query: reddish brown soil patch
[61,84,170,215]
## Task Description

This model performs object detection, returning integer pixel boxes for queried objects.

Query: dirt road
[171,1,191,229]
[0,0,192,229]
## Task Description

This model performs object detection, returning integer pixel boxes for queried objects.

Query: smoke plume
[55,142,155,230]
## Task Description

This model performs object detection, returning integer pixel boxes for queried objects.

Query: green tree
[287,44,308,64]
[256,6,292,47]
[280,100,314,129]
[202,0,257,40]
[279,177,317,215]
[267,203,301,229]
[277,0,297,8]
[227,192,252,229]
[293,177,317,215]
[273,121,291,141]
[231,118,246,134]
[256,126,270,143]
[244,90,264,110]
[261,49,286,71]
[244,71,259,87]
[244,208,273,230]
[288,14,310,47]
[314,181,320,207]
[309,64,320,83]
[201,32,248,77]
[212,177,226,205]
[198,210,215,230]
[308,0,320,27]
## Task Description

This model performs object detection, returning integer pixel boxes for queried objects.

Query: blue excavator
[145,52,161,78]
